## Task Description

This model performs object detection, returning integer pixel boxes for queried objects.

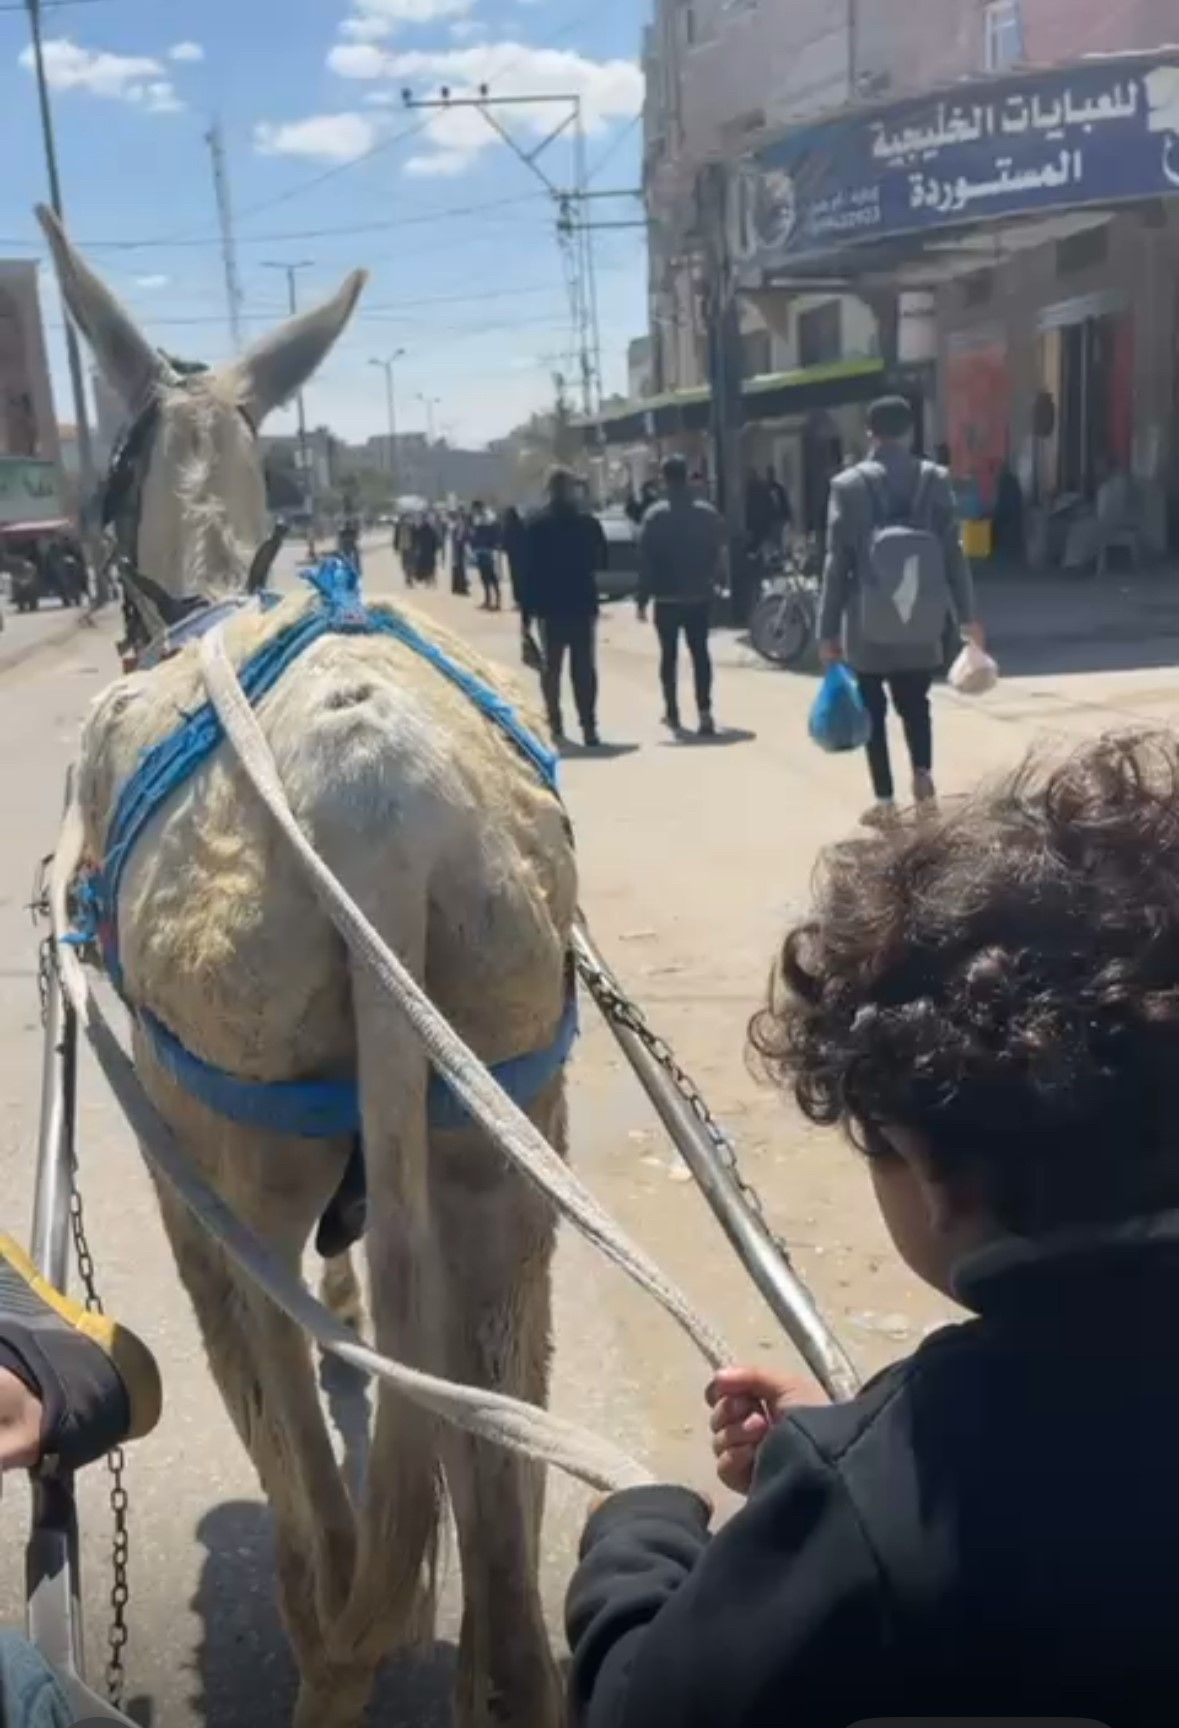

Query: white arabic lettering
[872,76,1140,164]
[907,147,1084,215]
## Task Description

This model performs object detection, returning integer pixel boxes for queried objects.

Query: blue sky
[0,0,648,448]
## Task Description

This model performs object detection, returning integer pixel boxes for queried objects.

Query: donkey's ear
[230,270,367,424]
[36,204,164,410]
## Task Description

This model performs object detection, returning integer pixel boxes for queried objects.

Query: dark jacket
[818,445,976,673]
[638,494,726,606]
[520,501,608,622]
[567,1214,1179,1728]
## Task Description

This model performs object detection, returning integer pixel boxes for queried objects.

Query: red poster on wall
[946,342,1011,512]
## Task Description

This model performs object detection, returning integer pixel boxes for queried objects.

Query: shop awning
[582,356,885,447]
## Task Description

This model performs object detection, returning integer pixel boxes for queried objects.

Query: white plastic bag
[948,641,999,696]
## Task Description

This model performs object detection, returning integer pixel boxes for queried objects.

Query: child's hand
[706,1366,827,1496]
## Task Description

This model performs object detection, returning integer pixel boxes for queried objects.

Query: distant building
[0,261,64,526]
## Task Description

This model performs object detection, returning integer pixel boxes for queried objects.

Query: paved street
[1,549,1178,1724]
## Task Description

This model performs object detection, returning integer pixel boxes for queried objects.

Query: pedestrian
[501,504,527,609]
[637,454,725,737]
[337,518,361,574]
[520,467,607,747]
[413,513,440,587]
[450,509,470,596]
[744,468,774,555]
[566,731,1179,1728]
[765,464,792,551]
[469,501,501,610]
[818,394,983,828]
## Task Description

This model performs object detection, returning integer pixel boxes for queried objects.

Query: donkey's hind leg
[140,1069,373,1728]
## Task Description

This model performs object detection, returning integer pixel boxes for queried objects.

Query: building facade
[630,0,1179,553]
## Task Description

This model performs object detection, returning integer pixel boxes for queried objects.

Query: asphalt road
[1,547,1177,1725]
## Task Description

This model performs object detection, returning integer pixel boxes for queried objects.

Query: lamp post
[25,0,100,587]
[369,349,405,508]
[263,259,316,552]
[417,392,441,502]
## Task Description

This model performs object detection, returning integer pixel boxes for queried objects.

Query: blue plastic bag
[808,663,871,753]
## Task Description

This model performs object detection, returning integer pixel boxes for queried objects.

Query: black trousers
[539,615,597,735]
[654,600,713,720]
[476,554,500,609]
[857,670,933,800]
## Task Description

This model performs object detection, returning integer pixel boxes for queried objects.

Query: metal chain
[574,949,801,1276]
[36,932,132,1709]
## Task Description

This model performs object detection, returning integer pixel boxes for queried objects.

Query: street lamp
[417,392,441,501]
[369,350,405,507]
[264,260,316,552]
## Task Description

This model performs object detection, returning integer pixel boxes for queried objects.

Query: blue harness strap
[74,557,574,1135]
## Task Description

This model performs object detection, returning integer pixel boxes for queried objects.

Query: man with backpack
[818,396,983,827]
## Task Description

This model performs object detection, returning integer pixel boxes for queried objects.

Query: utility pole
[264,259,316,551]
[417,392,441,501]
[25,0,98,570]
[206,121,244,351]
[369,349,405,507]
[847,0,859,97]
[401,88,626,418]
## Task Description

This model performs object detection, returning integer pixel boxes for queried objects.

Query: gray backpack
[854,462,949,648]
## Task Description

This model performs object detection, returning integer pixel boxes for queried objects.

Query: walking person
[469,502,501,610]
[450,508,470,596]
[501,505,527,610]
[637,454,725,737]
[818,395,984,828]
[520,467,608,747]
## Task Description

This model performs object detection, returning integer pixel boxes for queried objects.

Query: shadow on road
[559,741,641,760]
[660,727,757,748]
[991,633,1179,678]
[190,1500,458,1726]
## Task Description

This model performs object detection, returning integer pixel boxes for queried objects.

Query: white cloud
[405,149,473,176]
[328,40,643,176]
[253,111,378,163]
[134,274,169,290]
[339,0,475,42]
[448,19,486,39]
[327,42,388,78]
[18,37,184,111]
[143,79,183,113]
[167,40,205,62]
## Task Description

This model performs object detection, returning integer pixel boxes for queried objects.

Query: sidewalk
[975,562,1179,648]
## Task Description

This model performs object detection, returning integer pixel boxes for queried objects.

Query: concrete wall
[854,0,1169,98]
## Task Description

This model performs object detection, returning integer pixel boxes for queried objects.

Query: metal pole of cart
[573,925,861,1404]
[26,860,137,1722]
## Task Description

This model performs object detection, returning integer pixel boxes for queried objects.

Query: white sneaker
[860,800,899,831]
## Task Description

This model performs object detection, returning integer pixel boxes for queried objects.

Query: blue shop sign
[734,53,1179,267]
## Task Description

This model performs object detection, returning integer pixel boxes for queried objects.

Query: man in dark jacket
[638,455,725,735]
[521,468,608,746]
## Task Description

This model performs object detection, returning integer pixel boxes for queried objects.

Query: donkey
[41,208,572,1728]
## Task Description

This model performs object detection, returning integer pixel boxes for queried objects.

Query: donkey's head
[37,205,365,609]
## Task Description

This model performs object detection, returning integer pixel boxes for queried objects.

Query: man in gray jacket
[819,396,984,825]
[638,455,726,735]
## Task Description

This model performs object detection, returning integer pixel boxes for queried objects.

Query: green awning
[582,356,886,446]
